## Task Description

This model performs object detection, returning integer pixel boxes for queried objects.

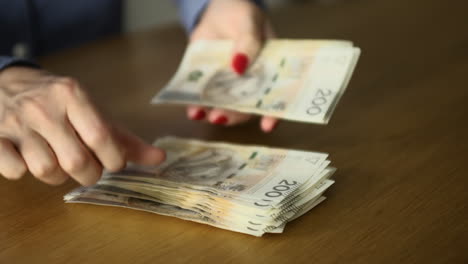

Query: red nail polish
[263,122,278,133]
[192,110,206,120]
[271,122,279,130]
[212,116,228,125]
[270,122,278,131]
[232,53,249,75]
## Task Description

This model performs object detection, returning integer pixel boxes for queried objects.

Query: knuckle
[54,77,81,97]
[20,97,42,112]
[87,126,111,147]
[58,77,79,87]
[62,152,88,174]
[1,111,23,132]
[20,97,53,123]
[32,160,58,180]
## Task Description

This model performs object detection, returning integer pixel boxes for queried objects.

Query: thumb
[231,33,263,75]
[115,127,166,166]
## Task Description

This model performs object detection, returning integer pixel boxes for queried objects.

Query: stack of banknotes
[64,137,335,237]
[152,39,361,124]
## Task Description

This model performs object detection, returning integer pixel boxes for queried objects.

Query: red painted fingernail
[232,53,249,75]
[270,122,278,131]
[191,110,206,120]
[263,122,278,133]
[212,116,228,125]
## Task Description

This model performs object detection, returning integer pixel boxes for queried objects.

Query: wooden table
[1,0,467,263]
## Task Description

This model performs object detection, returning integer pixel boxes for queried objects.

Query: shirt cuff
[0,56,39,71]
[175,0,265,33]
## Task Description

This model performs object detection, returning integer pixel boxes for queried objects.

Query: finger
[207,108,252,126]
[61,80,126,172]
[263,19,277,39]
[18,132,69,185]
[32,118,103,186]
[0,138,27,180]
[115,126,166,166]
[232,29,263,75]
[260,116,279,133]
[187,105,208,121]
[189,27,217,42]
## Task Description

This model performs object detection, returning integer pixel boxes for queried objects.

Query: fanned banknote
[152,39,361,124]
[64,137,335,236]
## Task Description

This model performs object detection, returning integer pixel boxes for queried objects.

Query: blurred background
[124,0,325,32]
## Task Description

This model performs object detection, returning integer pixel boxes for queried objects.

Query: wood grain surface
[1,0,467,263]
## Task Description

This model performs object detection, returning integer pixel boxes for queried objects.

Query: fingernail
[191,110,206,120]
[263,122,278,133]
[232,53,249,75]
[268,123,278,132]
[212,116,228,125]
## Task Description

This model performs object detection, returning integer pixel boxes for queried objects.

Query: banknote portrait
[201,63,267,104]
[159,147,243,186]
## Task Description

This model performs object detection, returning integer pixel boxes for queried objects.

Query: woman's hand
[0,67,165,186]
[188,0,279,132]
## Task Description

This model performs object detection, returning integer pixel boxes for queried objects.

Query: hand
[188,0,279,132]
[0,67,165,186]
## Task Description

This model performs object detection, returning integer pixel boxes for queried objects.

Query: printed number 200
[265,180,298,198]
[306,89,333,116]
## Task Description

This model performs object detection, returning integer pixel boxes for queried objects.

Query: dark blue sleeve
[174,0,265,33]
[0,56,39,71]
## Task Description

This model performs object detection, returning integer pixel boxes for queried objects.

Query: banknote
[152,39,361,124]
[65,186,329,236]
[64,137,336,236]
[64,188,259,235]
[65,179,332,236]
[92,177,333,229]
[115,137,328,202]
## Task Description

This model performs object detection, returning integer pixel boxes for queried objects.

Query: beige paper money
[152,39,361,124]
[107,137,329,206]
[64,189,262,236]
[64,137,336,236]
[65,180,332,236]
